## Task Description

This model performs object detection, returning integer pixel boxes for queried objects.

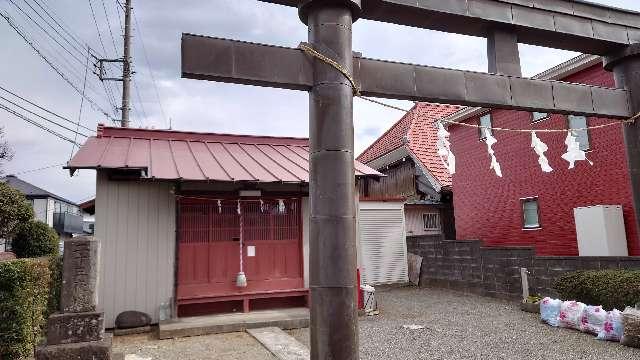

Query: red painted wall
[450,64,639,256]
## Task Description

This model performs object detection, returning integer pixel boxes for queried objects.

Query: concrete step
[247,327,310,360]
[158,308,309,339]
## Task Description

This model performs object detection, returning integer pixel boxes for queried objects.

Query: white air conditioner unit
[574,205,628,256]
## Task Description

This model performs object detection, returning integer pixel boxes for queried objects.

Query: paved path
[247,327,309,360]
[113,331,275,360]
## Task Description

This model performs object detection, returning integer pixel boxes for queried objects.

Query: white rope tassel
[217,199,222,214]
[278,199,285,213]
[531,132,553,173]
[436,122,456,175]
[561,132,593,169]
[236,200,247,287]
[484,129,502,177]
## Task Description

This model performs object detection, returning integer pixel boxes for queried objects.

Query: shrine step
[158,308,309,339]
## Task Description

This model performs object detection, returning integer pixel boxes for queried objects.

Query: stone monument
[36,236,112,359]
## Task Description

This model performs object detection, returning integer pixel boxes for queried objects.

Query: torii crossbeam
[182,1,640,359]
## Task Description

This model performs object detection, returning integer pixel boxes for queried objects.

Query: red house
[445,55,639,256]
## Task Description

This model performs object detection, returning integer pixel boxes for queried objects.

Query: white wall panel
[95,172,176,328]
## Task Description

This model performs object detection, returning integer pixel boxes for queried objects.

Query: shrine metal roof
[67,125,382,182]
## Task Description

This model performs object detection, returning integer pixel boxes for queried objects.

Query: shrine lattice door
[177,198,304,304]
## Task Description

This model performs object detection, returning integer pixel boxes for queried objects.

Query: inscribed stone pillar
[60,237,100,313]
[36,236,112,360]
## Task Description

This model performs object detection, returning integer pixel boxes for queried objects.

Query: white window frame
[531,112,550,123]
[479,113,492,140]
[567,115,590,151]
[521,197,541,230]
[422,213,441,231]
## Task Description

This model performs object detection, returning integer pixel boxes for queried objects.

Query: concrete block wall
[408,235,640,300]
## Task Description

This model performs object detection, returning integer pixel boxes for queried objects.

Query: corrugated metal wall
[358,201,408,285]
[95,172,176,328]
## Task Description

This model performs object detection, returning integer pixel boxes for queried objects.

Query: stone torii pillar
[302,1,360,359]
[605,45,640,248]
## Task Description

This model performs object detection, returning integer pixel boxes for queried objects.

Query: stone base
[36,334,112,360]
[113,325,152,336]
[47,312,105,345]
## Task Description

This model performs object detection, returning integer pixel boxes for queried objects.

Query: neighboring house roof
[1,175,77,205]
[357,103,461,188]
[67,125,382,183]
[79,199,95,215]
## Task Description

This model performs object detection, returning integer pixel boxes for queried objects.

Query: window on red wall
[522,198,541,229]
[479,113,492,140]
[568,115,590,151]
[531,112,550,123]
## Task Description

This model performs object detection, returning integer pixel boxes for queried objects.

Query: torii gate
[181,1,640,358]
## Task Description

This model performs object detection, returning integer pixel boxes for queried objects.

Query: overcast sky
[1,0,639,203]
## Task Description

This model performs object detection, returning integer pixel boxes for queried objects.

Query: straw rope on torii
[299,42,640,134]
[298,41,639,176]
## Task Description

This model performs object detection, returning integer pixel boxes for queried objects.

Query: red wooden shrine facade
[177,197,307,315]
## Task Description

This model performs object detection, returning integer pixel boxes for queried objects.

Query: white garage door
[358,201,408,285]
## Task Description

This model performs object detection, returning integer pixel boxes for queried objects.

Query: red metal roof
[67,126,382,182]
[357,103,461,187]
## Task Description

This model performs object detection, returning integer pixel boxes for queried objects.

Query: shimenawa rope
[298,43,639,133]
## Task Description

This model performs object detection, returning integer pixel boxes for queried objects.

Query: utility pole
[121,0,132,127]
[95,0,133,127]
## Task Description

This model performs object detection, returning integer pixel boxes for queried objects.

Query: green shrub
[0,182,33,239]
[0,258,51,359]
[47,255,63,316]
[553,269,640,311]
[11,220,59,258]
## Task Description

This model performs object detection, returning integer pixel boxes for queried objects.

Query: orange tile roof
[357,103,461,187]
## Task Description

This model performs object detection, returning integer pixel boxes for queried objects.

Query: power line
[13,163,66,175]
[1,11,116,122]
[19,0,88,60]
[87,0,109,59]
[133,10,168,127]
[0,96,90,138]
[100,0,119,56]
[133,78,147,123]
[0,85,95,133]
[0,103,81,146]
[30,0,103,59]
[70,47,92,159]
[7,0,87,67]
[7,8,111,107]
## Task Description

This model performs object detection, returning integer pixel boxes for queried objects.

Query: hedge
[553,269,640,311]
[47,255,63,316]
[11,220,59,259]
[0,257,60,359]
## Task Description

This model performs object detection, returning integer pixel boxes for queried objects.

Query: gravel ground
[112,331,275,360]
[291,286,639,360]
[113,287,639,359]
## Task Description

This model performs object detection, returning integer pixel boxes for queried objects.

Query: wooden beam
[260,0,640,55]
[182,34,631,118]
